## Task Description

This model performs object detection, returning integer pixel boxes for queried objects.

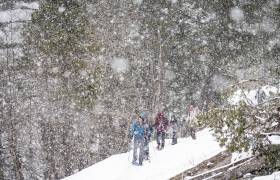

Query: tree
[196,0,280,161]
[28,0,101,107]
[21,0,102,178]
[198,83,280,171]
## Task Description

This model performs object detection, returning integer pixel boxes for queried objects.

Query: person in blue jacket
[130,115,145,166]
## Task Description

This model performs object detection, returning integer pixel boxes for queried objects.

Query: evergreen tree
[28,0,101,107]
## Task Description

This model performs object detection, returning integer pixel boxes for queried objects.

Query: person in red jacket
[154,112,168,150]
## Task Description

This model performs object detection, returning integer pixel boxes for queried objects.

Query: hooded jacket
[154,112,168,133]
[130,120,145,140]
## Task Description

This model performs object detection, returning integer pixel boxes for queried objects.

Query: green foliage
[31,0,90,56]
[257,144,280,172]
[27,0,102,108]
[270,66,280,79]
[198,102,252,152]
[198,89,280,170]
[198,93,279,149]
[71,65,102,108]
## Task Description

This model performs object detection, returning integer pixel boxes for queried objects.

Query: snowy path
[64,129,223,180]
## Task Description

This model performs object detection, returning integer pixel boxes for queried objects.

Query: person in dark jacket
[130,115,145,165]
[154,112,168,150]
[170,115,179,145]
[140,112,153,161]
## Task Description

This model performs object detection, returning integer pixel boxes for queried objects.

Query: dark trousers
[172,131,177,145]
[156,131,165,149]
[143,137,150,160]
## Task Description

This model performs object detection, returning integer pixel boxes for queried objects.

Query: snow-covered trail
[64,129,224,180]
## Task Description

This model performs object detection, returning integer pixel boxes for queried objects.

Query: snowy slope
[64,129,223,180]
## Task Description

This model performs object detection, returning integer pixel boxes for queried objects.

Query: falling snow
[0,1,279,180]
[230,7,245,23]
[111,57,129,73]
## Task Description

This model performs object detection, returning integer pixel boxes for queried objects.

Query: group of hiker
[129,111,182,166]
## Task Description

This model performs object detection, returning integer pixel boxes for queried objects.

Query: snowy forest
[0,0,279,179]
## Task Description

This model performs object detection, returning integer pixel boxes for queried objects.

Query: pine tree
[28,0,101,107]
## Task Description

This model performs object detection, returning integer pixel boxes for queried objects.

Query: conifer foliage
[28,0,101,107]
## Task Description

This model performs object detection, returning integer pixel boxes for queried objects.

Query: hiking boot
[156,145,160,150]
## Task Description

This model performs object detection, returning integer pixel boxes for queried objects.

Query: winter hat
[140,112,146,119]
[158,112,164,117]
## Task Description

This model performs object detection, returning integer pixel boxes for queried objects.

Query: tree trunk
[0,128,4,180]
[8,109,24,180]
[152,27,166,116]
[0,88,4,180]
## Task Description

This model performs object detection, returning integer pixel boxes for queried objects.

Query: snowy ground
[253,171,280,180]
[268,135,280,144]
[64,129,224,180]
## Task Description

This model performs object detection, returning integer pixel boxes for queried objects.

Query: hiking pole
[128,137,133,162]
[150,132,157,160]
[127,114,133,163]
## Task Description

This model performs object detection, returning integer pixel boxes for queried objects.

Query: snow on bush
[229,85,279,106]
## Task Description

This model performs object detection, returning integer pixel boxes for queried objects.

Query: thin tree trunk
[0,125,4,180]
[8,108,24,180]
[152,27,165,116]
[0,72,4,179]
[5,19,24,180]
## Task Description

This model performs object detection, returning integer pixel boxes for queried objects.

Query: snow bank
[64,129,224,180]
[231,151,252,163]
[268,135,280,145]
[253,171,280,180]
